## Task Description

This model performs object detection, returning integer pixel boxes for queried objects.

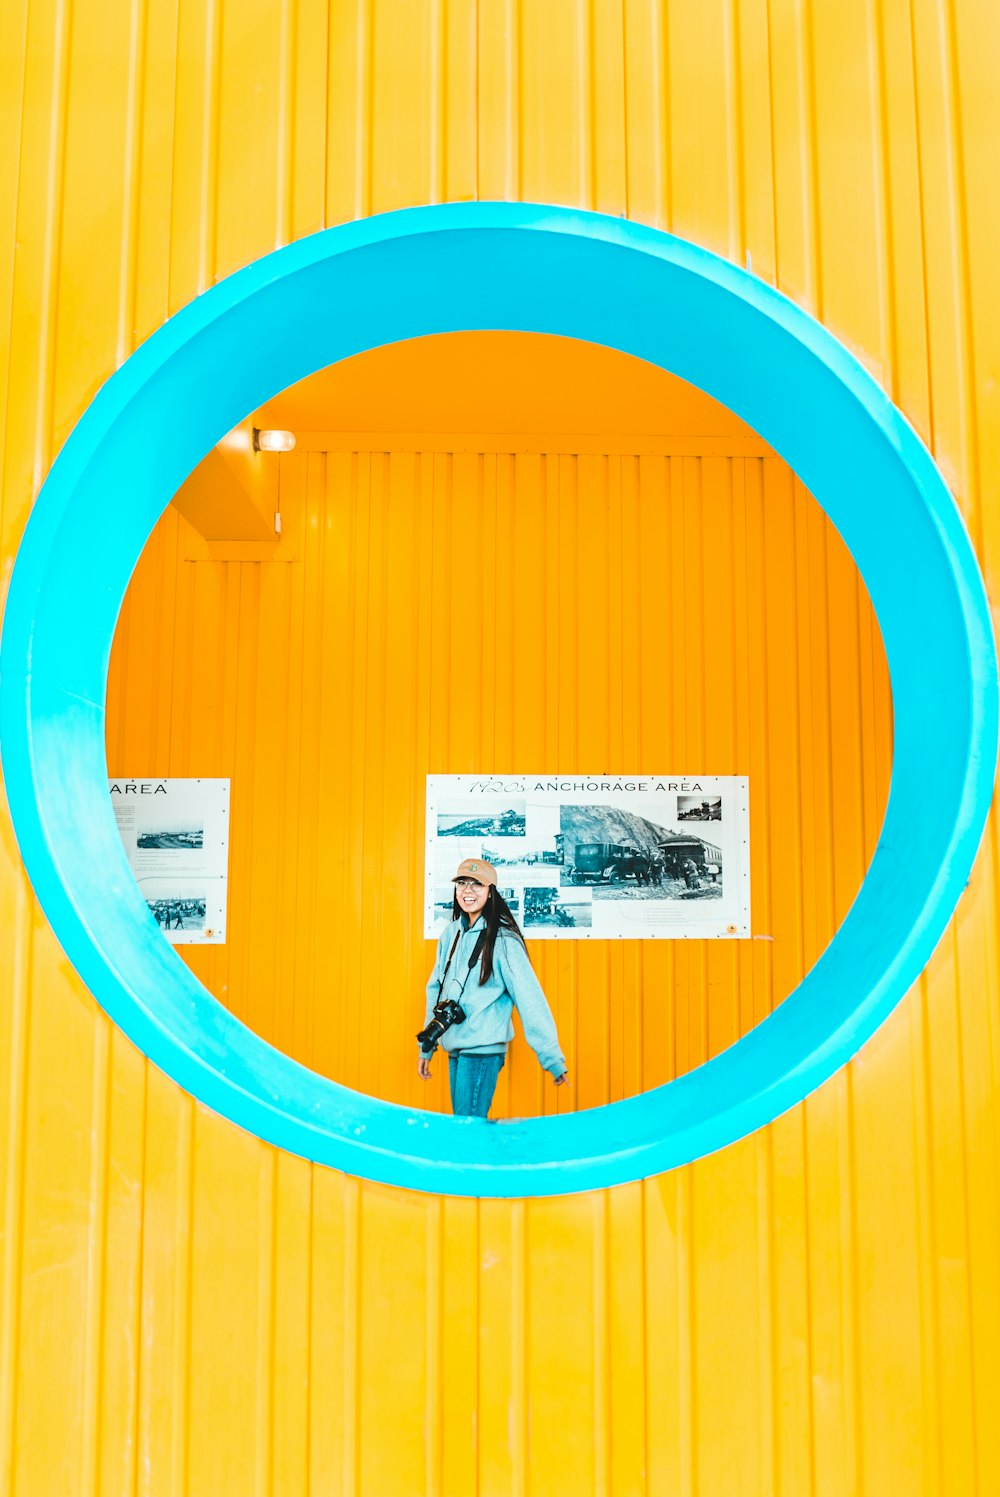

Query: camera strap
[438,925,488,998]
[438,929,462,988]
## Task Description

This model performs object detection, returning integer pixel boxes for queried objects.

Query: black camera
[417,997,466,1049]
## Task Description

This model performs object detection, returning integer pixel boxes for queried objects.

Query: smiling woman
[2,204,995,1197]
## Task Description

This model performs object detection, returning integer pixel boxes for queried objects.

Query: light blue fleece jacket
[422,916,566,1076]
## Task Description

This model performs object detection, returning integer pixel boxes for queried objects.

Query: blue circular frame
[1,203,996,1197]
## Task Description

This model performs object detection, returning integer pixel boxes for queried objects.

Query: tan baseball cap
[451,857,498,886]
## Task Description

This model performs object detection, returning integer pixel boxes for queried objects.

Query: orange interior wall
[106,334,892,1114]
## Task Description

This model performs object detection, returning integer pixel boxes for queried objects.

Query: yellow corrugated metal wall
[2,2,998,1493]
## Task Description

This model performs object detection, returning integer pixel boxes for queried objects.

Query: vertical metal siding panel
[369,0,437,215]
[664,0,741,258]
[439,1196,479,1494]
[810,0,894,363]
[423,1193,443,1497]
[325,0,372,223]
[311,451,357,1082]
[1,0,68,529]
[956,917,1000,1492]
[761,1110,814,1494]
[3,6,105,1495]
[406,450,440,1111]
[178,551,226,1027]
[95,1032,146,1497]
[635,454,675,1092]
[284,453,320,1066]
[381,450,423,1103]
[759,461,805,1019]
[185,1116,268,1492]
[130,0,179,346]
[289,0,329,238]
[622,0,669,229]
[937,3,1000,1484]
[801,1073,860,1497]
[0,845,32,1497]
[575,453,614,1114]
[522,1193,601,1493]
[133,1068,193,1497]
[618,456,644,1104]
[15,958,106,1497]
[475,448,498,775]
[788,464,820,982]
[475,0,520,199]
[343,448,368,1088]
[680,457,710,1066]
[871,0,930,422]
[0,0,31,454]
[606,1183,647,1493]
[306,1168,356,1493]
[703,457,741,1063]
[250,557,296,1049]
[270,1152,312,1494]
[518,0,590,207]
[168,0,219,308]
[758,0,820,310]
[907,969,951,1492]
[225,565,262,1032]
[442,0,478,202]
[733,0,777,281]
[592,0,629,214]
[550,451,583,1108]
[850,997,928,1494]
[356,1187,434,1494]
[921,922,980,1485]
[215,0,285,272]
[691,1140,769,1495]
[417,449,456,1115]
[477,1197,528,1497]
[823,501,870,926]
[729,461,763,1036]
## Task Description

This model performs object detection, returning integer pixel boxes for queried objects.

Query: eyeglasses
[455,878,485,888]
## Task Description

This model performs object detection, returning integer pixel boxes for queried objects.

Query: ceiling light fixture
[252,427,296,453]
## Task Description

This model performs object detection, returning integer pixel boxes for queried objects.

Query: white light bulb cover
[254,428,296,452]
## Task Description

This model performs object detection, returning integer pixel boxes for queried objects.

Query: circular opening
[106,330,893,1121]
[1,204,995,1196]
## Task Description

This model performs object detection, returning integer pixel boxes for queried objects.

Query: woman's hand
[554,1071,570,1087]
[418,1054,433,1080]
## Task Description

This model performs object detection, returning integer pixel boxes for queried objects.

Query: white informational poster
[425,774,750,940]
[109,778,231,944]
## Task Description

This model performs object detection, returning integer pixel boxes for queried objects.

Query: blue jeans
[448,1052,505,1118]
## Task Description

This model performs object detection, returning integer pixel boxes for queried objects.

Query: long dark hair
[451,885,527,984]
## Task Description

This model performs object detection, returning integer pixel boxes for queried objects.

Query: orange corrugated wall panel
[106,435,891,1119]
[2,2,999,1493]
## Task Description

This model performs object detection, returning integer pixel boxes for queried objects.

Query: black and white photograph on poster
[109,778,230,944]
[137,824,204,850]
[523,885,594,931]
[436,798,526,837]
[481,838,564,873]
[140,879,209,933]
[677,794,722,821]
[425,774,749,939]
[560,806,723,901]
